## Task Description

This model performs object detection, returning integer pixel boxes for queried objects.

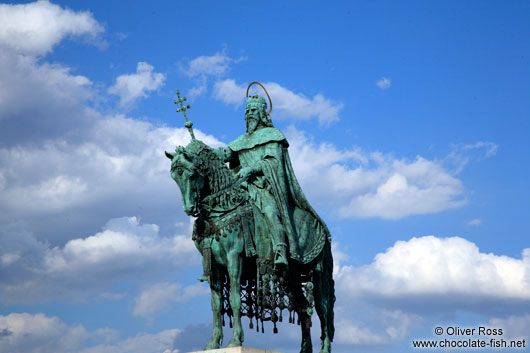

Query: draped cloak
[227,127,331,264]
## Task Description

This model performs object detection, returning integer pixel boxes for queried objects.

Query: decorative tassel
[229,315,233,328]
[204,246,212,278]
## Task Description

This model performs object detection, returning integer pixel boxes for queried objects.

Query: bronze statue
[166,83,335,353]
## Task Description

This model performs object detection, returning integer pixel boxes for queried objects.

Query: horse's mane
[185,140,242,211]
[195,144,235,195]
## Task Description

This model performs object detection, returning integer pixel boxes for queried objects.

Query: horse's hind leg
[314,244,335,353]
[287,276,313,353]
[299,310,313,353]
[227,250,244,347]
[204,266,223,350]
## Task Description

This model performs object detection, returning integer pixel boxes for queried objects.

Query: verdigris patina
[166,83,335,353]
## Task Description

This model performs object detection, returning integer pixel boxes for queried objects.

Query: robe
[227,127,331,264]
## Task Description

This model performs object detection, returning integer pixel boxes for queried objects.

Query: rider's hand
[236,166,253,180]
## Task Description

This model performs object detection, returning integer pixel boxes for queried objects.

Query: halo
[246,81,272,115]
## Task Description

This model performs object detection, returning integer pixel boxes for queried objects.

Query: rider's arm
[215,146,233,163]
[235,141,285,180]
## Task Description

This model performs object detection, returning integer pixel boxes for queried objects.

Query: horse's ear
[180,149,194,162]
[181,152,191,162]
[165,151,174,160]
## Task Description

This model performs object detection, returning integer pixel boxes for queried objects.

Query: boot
[197,274,210,283]
[274,243,288,267]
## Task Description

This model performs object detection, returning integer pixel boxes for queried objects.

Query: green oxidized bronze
[166,83,335,353]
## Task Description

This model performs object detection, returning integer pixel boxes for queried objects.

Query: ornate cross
[174,90,195,140]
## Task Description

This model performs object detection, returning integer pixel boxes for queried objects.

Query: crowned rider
[216,90,331,269]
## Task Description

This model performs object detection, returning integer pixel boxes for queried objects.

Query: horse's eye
[176,167,183,176]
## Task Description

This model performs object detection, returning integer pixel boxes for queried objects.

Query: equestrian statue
[165,82,335,353]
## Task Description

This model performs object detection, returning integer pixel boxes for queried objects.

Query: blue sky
[0,1,529,352]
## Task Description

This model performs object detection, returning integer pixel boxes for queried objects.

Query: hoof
[300,342,313,353]
[320,337,331,353]
[204,337,221,350]
[227,338,242,347]
[204,343,219,350]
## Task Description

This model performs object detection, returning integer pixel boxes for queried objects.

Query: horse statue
[165,86,335,353]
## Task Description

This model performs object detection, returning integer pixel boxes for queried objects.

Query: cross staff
[174,90,195,140]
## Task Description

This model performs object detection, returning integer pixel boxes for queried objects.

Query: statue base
[187,347,283,353]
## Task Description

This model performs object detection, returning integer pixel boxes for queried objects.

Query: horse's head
[165,146,205,217]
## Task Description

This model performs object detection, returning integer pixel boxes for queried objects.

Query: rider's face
[245,107,260,133]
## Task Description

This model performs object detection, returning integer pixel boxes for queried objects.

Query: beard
[246,116,259,134]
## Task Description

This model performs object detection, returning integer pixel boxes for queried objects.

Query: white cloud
[44,217,196,273]
[0,0,103,56]
[188,77,207,97]
[184,50,233,78]
[180,49,246,98]
[0,217,199,303]
[0,312,181,353]
[133,282,209,318]
[265,82,343,125]
[214,79,344,125]
[376,77,391,90]
[0,10,225,305]
[0,313,87,353]
[332,242,349,276]
[462,141,499,157]
[108,62,166,106]
[213,78,246,105]
[468,218,483,226]
[0,113,223,241]
[342,166,464,219]
[78,329,181,353]
[336,236,530,304]
[133,283,185,319]
[320,237,530,350]
[286,127,465,219]
[0,49,95,145]
[446,141,499,173]
[1,252,20,266]
[182,52,343,123]
[0,10,510,351]
[489,314,530,340]
[335,310,416,346]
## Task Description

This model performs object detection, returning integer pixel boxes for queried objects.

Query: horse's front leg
[204,265,223,350]
[226,248,244,347]
[315,267,332,353]
[315,244,335,353]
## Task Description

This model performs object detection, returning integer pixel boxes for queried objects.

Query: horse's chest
[193,205,254,253]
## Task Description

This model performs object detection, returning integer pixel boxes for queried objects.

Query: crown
[246,81,272,115]
[246,95,267,110]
